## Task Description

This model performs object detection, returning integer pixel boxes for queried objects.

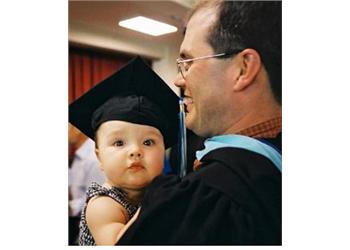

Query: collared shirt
[236,116,282,138]
[68,139,105,216]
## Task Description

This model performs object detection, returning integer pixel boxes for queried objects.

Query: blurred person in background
[68,123,105,245]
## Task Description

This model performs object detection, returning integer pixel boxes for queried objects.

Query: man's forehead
[179,9,217,57]
[188,6,217,27]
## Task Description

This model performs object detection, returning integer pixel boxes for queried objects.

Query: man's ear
[234,48,261,91]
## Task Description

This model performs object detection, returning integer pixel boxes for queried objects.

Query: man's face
[174,7,236,137]
[96,120,165,191]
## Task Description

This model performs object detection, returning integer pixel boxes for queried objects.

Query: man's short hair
[188,1,282,104]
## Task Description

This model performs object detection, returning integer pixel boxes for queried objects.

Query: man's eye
[113,140,124,147]
[143,139,155,146]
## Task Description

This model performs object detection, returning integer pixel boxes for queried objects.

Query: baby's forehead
[97,120,163,137]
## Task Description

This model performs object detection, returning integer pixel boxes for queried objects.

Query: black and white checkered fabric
[78,182,139,245]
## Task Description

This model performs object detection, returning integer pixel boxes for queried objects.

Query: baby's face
[96,120,165,190]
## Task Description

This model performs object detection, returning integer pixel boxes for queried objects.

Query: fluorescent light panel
[118,16,177,36]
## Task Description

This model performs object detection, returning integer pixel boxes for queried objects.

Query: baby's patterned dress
[79,182,139,245]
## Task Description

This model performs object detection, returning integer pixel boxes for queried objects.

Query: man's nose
[174,73,185,88]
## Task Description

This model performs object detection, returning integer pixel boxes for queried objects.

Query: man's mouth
[183,96,193,113]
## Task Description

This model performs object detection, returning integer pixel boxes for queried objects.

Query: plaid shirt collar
[236,116,282,138]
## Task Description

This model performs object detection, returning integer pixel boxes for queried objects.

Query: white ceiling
[69,0,195,53]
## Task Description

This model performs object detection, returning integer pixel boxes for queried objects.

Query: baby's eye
[113,140,124,147]
[143,139,155,146]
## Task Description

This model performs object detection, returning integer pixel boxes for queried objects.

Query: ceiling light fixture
[118,16,178,36]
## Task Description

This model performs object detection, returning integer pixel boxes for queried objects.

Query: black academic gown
[118,135,281,245]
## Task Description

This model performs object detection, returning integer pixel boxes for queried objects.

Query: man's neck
[223,103,281,135]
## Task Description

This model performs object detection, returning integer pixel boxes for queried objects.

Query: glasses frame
[176,49,242,79]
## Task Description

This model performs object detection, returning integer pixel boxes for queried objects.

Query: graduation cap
[69,56,180,149]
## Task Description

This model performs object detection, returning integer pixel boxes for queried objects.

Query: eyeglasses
[176,49,241,79]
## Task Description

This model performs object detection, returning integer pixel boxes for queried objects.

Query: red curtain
[68,47,133,103]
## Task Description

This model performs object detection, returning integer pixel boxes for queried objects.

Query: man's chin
[185,115,195,131]
[186,117,210,137]
[185,115,201,135]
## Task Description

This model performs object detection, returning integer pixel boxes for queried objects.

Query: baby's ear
[95,148,99,160]
[95,148,102,167]
[95,149,104,172]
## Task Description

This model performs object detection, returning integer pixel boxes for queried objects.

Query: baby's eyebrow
[105,129,124,137]
[143,131,162,138]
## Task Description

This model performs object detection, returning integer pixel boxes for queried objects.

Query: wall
[69,22,181,95]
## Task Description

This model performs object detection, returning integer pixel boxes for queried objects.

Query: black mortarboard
[69,56,179,148]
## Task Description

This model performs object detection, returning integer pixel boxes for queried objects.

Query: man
[117,1,281,245]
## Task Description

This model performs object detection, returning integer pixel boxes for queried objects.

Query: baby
[69,56,179,245]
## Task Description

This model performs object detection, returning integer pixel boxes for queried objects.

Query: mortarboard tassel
[178,98,187,178]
